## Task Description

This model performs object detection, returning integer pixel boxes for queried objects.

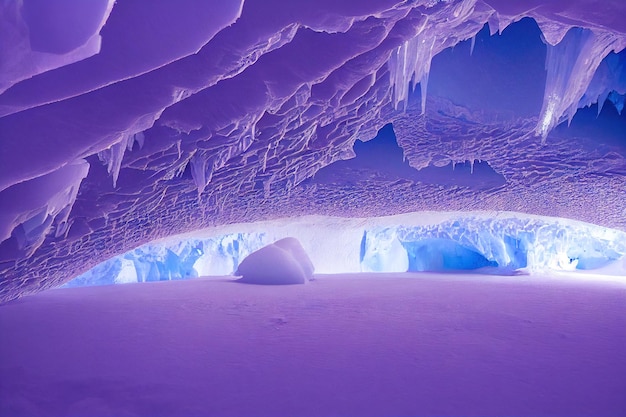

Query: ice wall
[1,0,626,302]
[393,217,626,272]
[65,213,626,287]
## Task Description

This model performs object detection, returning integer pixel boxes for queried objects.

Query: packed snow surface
[2,275,625,416]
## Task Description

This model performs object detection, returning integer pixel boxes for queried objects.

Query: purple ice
[0,0,625,416]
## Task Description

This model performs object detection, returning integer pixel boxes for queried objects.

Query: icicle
[578,52,626,116]
[263,176,273,199]
[487,13,500,36]
[470,158,475,174]
[470,35,476,56]
[261,149,268,173]
[240,132,254,154]
[132,132,145,150]
[419,49,433,116]
[597,91,610,116]
[535,27,625,142]
[387,34,436,113]
[98,134,133,188]
[190,153,208,195]
[111,138,128,188]
[234,121,257,156]
[608,91,625,115]
[9,160,89,255]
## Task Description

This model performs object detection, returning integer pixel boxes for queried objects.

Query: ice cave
[0,1,625,416]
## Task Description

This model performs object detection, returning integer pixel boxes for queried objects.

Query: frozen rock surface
[1,0,626,302]
[235,237,313,285]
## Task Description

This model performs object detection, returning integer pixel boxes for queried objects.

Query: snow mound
[234,237,314,285]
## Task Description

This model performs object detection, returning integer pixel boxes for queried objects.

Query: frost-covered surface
[1,0,626,302]
[65,212,626,288]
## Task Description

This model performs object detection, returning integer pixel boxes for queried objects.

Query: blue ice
[65,214,626,287]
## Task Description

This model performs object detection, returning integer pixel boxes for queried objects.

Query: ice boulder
[234,237,314,285]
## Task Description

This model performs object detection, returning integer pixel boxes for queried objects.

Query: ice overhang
[0,0,625,302]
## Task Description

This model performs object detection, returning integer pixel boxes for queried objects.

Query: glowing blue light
[64,212,626,288]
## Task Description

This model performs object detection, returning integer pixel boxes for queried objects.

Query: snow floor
[1,273,625,417]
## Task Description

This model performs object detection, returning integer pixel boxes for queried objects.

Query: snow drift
[234,237,314,285]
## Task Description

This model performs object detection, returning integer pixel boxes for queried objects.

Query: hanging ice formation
[2,0,626,303]
[388,34,437,113]
[536,27,626,141]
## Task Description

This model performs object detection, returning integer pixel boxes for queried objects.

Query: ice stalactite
[485,9,515,37]
[0,160,89,255]
[131,131,145,150]
[97,132,144,188]
[579,52,626,115]
[190,152,210,196]
[608,91,625,114]
[388,34,437,113]
[388,0,483,114]
[536,27,626,141]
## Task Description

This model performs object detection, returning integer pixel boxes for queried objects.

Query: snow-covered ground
[65,212,626,288]
[1,274,625,416]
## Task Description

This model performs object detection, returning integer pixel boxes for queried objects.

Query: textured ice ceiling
[0,0,625,302]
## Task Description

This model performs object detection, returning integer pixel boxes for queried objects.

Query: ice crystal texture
[1,0,625,301]
[65,214,626,287]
